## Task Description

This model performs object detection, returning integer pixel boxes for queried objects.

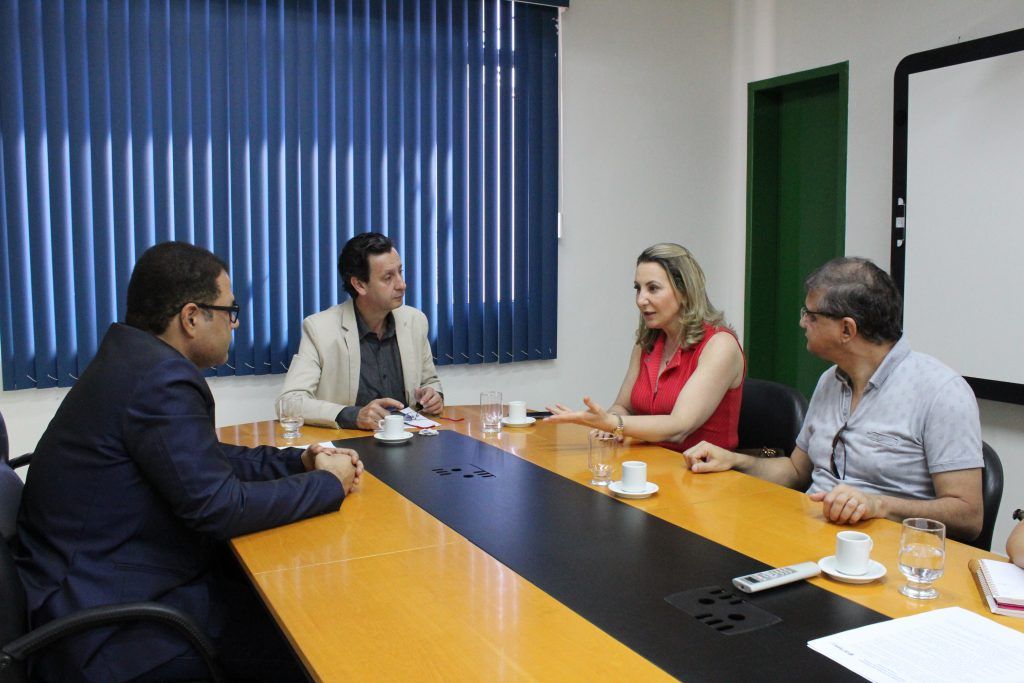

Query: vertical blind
[0,0,559,391]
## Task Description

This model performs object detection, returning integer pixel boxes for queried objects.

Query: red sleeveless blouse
[629,324,743,452]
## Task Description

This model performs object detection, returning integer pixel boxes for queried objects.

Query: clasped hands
[301,443,364,494]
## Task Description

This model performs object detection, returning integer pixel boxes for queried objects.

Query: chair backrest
[0,463,21,544]
[736,378,809,455]
[0,411,31,471]
[971,441,1004,552]
[0,411,9,464]
[0,462,29,682]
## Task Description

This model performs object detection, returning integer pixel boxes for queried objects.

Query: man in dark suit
[15,242,362,682]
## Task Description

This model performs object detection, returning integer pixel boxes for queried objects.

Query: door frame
[743,61,849,391]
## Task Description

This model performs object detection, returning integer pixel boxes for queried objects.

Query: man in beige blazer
[280,233,443,429]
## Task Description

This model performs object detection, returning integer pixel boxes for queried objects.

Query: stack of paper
[808,607,1024,682]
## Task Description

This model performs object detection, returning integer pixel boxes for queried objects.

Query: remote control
[732,561,821,593]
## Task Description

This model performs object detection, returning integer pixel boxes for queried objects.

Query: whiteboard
[894,28,1024,402]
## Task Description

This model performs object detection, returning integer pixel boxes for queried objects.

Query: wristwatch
[760,447,783,458]
[1014,508,1023,522]
[612,414,625,440]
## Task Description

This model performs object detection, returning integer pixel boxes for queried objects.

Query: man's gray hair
[804,257,902,343]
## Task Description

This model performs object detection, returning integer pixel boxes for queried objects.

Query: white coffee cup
[621,461,647,493]
[377,413,406,438]
[508,400,527,422]
[835,530,873,575]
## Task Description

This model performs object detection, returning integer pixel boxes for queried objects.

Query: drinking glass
[588,431,617,486]
[277,394,304,440]
[897,517,945,599]
[480,391,503,435]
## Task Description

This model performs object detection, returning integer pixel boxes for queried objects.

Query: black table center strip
[337,431,884,682]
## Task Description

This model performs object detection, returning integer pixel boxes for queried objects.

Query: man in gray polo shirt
[684,257,983,542]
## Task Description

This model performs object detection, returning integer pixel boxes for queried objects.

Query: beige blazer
[280,300,443,427]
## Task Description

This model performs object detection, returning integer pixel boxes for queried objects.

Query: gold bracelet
[612,413,625,440]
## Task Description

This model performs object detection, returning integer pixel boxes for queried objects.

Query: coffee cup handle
[377,419,385,431]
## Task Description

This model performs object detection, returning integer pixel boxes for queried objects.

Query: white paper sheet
[808,607,1024,683]
[398,406,441,429]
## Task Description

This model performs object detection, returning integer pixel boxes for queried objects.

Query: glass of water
[277,394,304,440]
[897,517,945,599]
[588,431,617,486]
[480,391,503,435]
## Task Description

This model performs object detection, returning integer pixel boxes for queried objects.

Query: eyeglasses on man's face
[197,303,240,324]
[799,306,844,323]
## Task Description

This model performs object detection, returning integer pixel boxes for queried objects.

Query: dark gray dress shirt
[336,308,406,428]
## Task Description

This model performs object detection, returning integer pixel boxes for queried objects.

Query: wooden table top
[221,406,1018,681]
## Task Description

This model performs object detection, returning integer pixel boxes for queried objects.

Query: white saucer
[374,431,413,443]
[502,416,536,427]
[818,556,887,584]
[608,481,659,499]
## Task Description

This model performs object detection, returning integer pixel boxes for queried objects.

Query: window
[0,0,559,390]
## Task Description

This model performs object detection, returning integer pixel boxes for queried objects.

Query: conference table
[219,407,1018,681]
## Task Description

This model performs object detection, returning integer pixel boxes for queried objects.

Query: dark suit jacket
[14,324,344,682]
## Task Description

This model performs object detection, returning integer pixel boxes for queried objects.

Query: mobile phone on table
[527,410,553,418]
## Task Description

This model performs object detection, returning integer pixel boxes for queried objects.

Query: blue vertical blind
[0,0,559,391]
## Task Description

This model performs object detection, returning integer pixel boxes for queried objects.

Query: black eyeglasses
[197,303,240,324]
[800,306,844,322]
[829,423,848,479]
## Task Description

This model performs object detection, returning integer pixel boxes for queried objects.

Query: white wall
[2,0,1022,551]
[725,0,1024,555]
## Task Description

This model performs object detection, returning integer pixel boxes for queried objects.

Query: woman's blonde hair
[634,243,726,352]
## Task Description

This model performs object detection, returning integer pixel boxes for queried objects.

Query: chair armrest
[7,454,31,470]
[0,602,222,682]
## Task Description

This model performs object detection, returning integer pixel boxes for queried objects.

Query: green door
[745,63,848,400]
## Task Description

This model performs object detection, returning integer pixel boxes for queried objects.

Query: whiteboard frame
[891,26,1024,405]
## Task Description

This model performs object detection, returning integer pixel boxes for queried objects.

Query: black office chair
[969,441,1004,552]
[736,378,809,456]
[0,411,8,465]
[0,410,25,542]
[0,459,224,682]
[0,411,30,470]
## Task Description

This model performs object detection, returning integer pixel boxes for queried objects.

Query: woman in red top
[547,243,745,452]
